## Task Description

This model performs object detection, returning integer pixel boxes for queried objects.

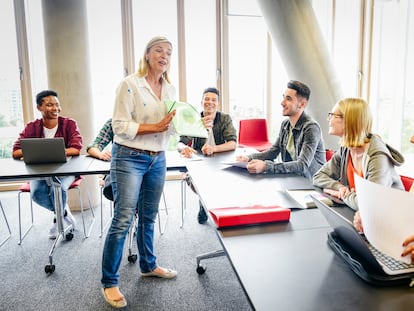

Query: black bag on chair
[102,175,114,201]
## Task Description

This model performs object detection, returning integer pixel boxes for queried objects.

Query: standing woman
[101,36,177,308]
[313,98,404,211]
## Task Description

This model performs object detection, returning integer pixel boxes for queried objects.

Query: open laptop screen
[20,137,67,164]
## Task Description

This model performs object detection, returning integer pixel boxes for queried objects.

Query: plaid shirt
[87,118,113,152]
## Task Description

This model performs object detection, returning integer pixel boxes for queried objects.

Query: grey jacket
[313,134,404,210]
[248,111,326,179]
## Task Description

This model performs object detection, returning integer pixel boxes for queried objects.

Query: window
[226,0,267,120]
[184,0,217,108]
[132,0,179,93]
[87,0,123,134]
[312,0,361,96]
[370,0,414,173]
[0,1,22,158]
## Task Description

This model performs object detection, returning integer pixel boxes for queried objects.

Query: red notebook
[209,205,291,228]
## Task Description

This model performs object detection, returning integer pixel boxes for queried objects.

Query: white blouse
[112,74,176,152]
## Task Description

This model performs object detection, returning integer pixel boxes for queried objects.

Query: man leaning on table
[12,90,82,239]
[236,80,325,179]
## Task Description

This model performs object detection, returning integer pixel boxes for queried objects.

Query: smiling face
[280,88,306,118]
[202,91,219,116]
[327,106,344,137]
[146,42,172,74]
[37,95,61,121]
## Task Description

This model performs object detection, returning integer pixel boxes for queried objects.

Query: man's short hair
[36,90,58,106]
[287,80,310,100]
[202,87,220,98]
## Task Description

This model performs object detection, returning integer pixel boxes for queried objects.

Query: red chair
[17,176,95,244]
[400,175,414,192]
[325,149,335,161]
[238,118,272,152]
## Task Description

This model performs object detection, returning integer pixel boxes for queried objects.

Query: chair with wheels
[0,200,11,247]
[126,191,170,263]
[99,174,171,237]
[99,175,113,238]
[238,118,272,152]
[17,176,95,244]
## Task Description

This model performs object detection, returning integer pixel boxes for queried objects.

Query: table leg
[180,177,187,228]
[45,176,74,274]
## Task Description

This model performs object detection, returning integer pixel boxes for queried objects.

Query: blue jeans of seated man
[101,143,166,288]
[30,176,76,212]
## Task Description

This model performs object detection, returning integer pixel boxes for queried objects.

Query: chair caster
[196,265,206,275]
[128,254,137,263]
[45,264,55,274]
[65,232,74,240]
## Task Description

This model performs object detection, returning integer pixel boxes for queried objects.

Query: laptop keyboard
[367,243,414,271]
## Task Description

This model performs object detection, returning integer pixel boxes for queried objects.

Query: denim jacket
[248,111,325,179]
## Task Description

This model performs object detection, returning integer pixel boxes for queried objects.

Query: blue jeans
[101,143,166,288]
[30,176,76,212]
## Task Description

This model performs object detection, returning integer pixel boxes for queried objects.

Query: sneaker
[64,207,77,230]
[197,202,208,224]
[49,220,58,239]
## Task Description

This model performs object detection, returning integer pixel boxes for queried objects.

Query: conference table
[185,150,414,311]
[0,155,109,273]
[0,152,188,273]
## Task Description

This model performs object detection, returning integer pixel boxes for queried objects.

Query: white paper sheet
[355,175,414,264]
[221,161,248,168]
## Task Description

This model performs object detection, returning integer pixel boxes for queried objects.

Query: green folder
[165,100,208,138]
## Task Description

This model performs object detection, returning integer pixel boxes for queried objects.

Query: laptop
[312,195,414,276]
[20,137,67,164]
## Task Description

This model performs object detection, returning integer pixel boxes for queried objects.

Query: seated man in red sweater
[12,90,83,239]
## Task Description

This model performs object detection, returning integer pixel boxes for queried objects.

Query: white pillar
[42,0,99,210]
[257,0,342,150]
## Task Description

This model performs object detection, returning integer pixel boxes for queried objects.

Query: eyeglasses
[327,112,343,119]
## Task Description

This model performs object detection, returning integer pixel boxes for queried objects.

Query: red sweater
[13,116,83,152]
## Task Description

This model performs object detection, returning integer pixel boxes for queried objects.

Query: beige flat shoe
[101,288,127,309]
[141,267,177,279]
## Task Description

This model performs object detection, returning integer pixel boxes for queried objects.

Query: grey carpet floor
[0,180,253,311]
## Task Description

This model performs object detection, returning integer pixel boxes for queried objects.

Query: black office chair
[195,199,225,274]
[126,192,169,263]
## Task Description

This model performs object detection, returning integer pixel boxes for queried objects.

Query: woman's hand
[402,236,414,263]
[353,211,364,232]
[157,110,176,132]
[323,186,354,200]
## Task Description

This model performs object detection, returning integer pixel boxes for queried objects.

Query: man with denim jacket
[236,80,325,179]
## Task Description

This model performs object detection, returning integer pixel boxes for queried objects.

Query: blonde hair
[137,36,172,83]
[336,98,372,147]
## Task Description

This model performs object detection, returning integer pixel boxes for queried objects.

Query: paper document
[221,161,248,168]
[355,175,414,264]
[165,100,208,138]
[286,190,333,209]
